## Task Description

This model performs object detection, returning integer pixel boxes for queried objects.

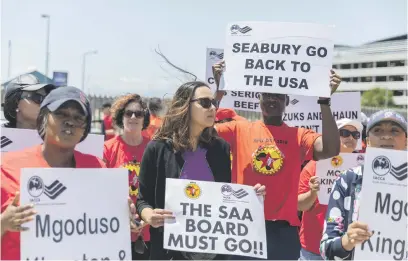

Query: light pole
[7,40,12,79]
[81,50,98,91]
[41,14,50,77]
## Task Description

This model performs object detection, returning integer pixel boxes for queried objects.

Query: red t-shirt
[103,135,151,241]
[298,160,328,254]
[103,115,115,140]
[1,145,106,261]
[216,120,320,226]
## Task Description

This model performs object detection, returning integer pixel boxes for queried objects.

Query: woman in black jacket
[136,81,264,260]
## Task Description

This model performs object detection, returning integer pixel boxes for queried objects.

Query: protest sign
[316,153,365,205]
[206,48,225,92]
[354,148,407,260]
[20,168,131,260]
[0,127,104,158]
[164,178,267,259]
[223,22,334,97]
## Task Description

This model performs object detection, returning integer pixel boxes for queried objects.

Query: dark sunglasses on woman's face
[191,98,218,109]
[20,92,46,105]
[339,129,361,140]
[124,110,145,118]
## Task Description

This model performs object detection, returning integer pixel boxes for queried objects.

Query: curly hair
[153,81,218,152]
[111,94,150,129]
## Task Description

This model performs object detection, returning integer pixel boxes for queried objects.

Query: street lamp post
[41,14,50,77]
[7,40,12,79]
[81,50,98,91]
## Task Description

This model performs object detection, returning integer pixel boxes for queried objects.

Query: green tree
[361,88,396,107]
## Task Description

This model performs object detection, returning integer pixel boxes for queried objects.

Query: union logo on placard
[230,24,252,35]
[209,50,224,60]
[252,145,284,175]
[27,176,67,201]
[372,156,407,181]
[331,156,343,168]
[372,156,391,176]
[357,155,365,166]
[184,182,201,199]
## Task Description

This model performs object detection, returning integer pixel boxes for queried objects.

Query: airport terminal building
[333,34,407,106]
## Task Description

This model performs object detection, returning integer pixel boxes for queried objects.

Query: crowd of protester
[1,59,407,261]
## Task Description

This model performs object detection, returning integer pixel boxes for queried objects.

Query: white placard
[206,48,225,92]
[354,148,407,260]
[164,178,267,259]
[20,168,131,260]
[0,128,104,158]
[316,153,365,205]
[224,22,334,97]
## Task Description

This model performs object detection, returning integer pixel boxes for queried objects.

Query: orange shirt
[298,160,328,254]
[103,135,151,241]
[144,115,162,139]
[216,120,320,226]
[1,145,106,261]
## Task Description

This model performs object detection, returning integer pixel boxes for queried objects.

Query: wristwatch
[317,98,331,106]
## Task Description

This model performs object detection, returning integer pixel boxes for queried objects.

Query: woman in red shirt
[297,118,363,260]
[1,87,139,260]
[1,86,105,260]
[103,94,151,260]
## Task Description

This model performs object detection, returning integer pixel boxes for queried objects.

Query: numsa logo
[27,176,67,202]
[331,156,343,168]
[184,182,201,199]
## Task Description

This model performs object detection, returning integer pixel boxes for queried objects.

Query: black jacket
[136,138,231,260]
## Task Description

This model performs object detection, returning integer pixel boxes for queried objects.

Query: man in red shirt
[102,103,115,140]
[212,61,341,260]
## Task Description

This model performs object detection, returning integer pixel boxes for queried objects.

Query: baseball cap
[4,74,56,98]
[40,86,92,142]
[336,118,364,133]
[366,109,407,135]
[41,86,90,117]
[215,108,246,122]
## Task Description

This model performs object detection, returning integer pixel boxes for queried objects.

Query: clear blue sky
[1,0,407,97]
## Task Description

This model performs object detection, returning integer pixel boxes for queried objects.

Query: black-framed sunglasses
[124,110,145,118]
[339,129,361,140]
[20,92,46,105]
[191,98,218,109]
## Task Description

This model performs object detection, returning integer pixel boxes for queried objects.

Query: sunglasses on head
[20,92,46,105]
[124,110,145,118]
[339,129,361,140]
[191,98,218,109]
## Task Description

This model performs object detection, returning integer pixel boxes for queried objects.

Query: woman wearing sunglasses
[3,77,56,129]
[1,87,140,260]
[1,87,106,260]
[320,110,407,260]
[136,81,265,260]
[103,94,151,260]
[297,118,363,260]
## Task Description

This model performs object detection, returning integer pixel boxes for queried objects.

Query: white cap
[336,118,363,133]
